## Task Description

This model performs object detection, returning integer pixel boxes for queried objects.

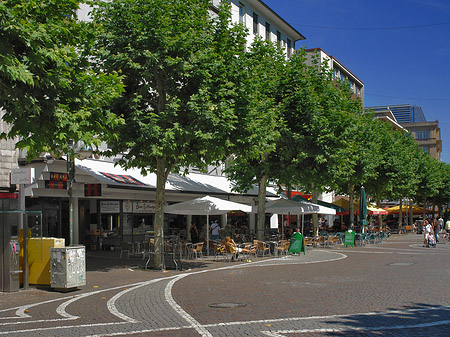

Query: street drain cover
[209,302,247,308]
[389,262,414,266]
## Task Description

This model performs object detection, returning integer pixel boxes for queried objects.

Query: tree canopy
[0,0,123,159]
[92,0,248,267]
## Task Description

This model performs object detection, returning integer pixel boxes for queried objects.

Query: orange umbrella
[385,205,427,215]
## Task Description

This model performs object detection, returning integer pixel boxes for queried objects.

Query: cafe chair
[254,240,270,257]
[213,242,226,260]
[276,240,290,256]
[120,242,133,258]
[304,237,313,250]
[189,242,204,259]
[327,235,340,248]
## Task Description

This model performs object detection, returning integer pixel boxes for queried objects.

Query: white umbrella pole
[206,213,210,256]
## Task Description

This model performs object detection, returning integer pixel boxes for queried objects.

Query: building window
[239,2,245,25]
[287,39,292,57]
[277,30,281,47]
[265,21,271,41]
[333,68,339,80]
[422,146,429,154]
[416,131,430,140]
[253,12,258,35]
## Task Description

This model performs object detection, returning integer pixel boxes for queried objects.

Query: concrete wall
[0,110,19,190]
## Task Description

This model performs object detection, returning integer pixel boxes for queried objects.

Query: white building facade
[305,48,364,106]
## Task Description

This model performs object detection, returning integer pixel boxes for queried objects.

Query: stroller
[428,234,436,247]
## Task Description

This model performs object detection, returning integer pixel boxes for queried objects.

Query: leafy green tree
[414,152,441,220]
[332,104,381,229]
[278,53,370,233]
[364,124,421,228]
[0,0,123,159]
[389,131,421,227]
[92,0,247,267]
[434,161,450,216]
[224,38,286,240]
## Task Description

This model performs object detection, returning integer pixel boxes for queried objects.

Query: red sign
[50,172,68,181]
[0,193,18,199]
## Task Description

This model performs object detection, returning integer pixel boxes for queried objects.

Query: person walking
[423,220,432,247]
[446,218,450,233]
[190,223,199,244]
[433,218,440,243]
[211,220,221,241]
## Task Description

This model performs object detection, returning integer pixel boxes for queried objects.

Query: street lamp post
[67,141,75,246]
[66,140,92,246]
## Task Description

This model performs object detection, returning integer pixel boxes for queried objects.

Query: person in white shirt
[423,220,432,247]
[211,220,221,241]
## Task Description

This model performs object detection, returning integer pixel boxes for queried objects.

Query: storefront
[17,157,276,249]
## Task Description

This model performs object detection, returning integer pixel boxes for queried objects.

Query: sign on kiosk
[10,168,35,185]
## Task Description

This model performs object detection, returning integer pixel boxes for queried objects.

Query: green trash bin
[289,232,305,255]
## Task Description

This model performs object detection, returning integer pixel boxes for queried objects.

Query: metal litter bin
[50,246,86,290]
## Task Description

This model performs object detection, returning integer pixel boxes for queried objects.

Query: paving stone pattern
[0,234,449,336]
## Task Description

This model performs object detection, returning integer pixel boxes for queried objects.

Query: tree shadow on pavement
[86,250,220,272]
[320,303,450,336]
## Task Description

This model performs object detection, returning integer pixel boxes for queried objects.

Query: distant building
[224,0,305,57]
[305,48,364,106]
[371,104,426,124]
[366,104,442,160]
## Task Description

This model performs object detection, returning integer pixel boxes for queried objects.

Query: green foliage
[224,38,286,192]
[0,0,123,159]
[276,50,363,195]
[93,0,247,174]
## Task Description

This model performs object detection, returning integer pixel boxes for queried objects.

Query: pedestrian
[423,220,432,247]
[190,223,199,244]
[446,218,450,233]
[210,220,221,241]
[433,218,440,243]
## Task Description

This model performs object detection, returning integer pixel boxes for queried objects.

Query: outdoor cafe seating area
[114,194,397,270]
[117,226,391,271]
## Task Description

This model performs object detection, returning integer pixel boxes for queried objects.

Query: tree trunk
[398,197,403,230]
[348,185,355,229]
[257,174,267,241]
[409,200,413,227]
[422,195,427,222]
[432,199,437,220]
[154,157,168,270]
[376,199,383,230]
[312,188,319,237]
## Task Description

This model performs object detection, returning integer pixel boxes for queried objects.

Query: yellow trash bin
[28,238,65,285]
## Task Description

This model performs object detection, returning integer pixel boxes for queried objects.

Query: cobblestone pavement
[1,233,449,336]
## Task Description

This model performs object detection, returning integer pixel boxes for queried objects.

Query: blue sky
[263,0,450,163]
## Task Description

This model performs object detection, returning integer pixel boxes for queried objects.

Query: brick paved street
[0,233,449,336]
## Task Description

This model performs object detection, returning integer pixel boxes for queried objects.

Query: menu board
[122,201,156,214]
[100,200,120,213]
[344,230,356,247]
